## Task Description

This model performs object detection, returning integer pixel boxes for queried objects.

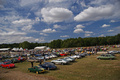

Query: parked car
[60,53,67,56]
[97,54,115,60]
[51,54,57,58]
[28,66,46,74]
[2,59,12,63]
[51,59,69,65]
[0,61,3,66]
[39,62,57,70]
[108,51,118,54]
[44,55,50,60]
[80,53,86,57]
[64,57,75,62]
[35,54,42,57]
[36,56,44,60]
[69,55,81,59]
[11,58,19,63]
[1,62,15,69]
[18,57,26,61]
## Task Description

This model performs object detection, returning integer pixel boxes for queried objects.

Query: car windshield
[45,62,54,65]
[61,59,67,61]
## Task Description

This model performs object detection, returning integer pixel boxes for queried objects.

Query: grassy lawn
[9,53,120,80]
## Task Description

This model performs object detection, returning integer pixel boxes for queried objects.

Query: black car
[39,62,57,70]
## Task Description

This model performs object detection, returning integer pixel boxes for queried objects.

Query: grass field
[7,54,120,80]
[1,48,120,80]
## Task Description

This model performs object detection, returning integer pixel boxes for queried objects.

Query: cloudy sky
[0,0,120,44]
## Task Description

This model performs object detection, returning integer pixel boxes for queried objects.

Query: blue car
[39,62,57,70]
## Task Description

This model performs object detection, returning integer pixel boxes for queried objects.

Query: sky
[0,0,120,44]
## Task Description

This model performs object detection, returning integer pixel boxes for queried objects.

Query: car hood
[8,63,15,66]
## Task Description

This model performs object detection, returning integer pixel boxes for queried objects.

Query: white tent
[34,46,47,50]
[0,48,10,51]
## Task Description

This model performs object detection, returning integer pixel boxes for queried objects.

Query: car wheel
[6,67,9,69]
[98,58,100,60]
[36,71,39,74]
[28,70,31,72]
[52,62,55,64]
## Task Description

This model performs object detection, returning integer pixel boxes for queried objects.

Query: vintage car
[1,62,15,69]
[60,53,67,56]
[2,59,12,63]
[69,55,81,59]
[64,57,75,62]
[97,54,115,60]
[36,56,44,60]
[108,51,118,54]
[79,53,86,57]
[18,57,26,61]
[51,59,69,65]
[39,62,57,70]
[0,61,3,66]
[11,58,19,63]
[28,66,45,74]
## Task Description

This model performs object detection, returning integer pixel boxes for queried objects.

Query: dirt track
[0,68,55,80]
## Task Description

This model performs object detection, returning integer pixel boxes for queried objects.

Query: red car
[1,62,15,69]
[18,57,26,61]
[60,53,67,56]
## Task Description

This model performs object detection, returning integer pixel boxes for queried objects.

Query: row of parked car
[96,50,120,60]
[27,53,88,74]
[0,56,26,69]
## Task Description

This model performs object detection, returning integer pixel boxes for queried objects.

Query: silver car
[51,59,69,65]
[64,57,75,62]
[69,55,81,59]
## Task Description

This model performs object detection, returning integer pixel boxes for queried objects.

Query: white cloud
[85,31,93,34]
[0,31,26,36]
[42,28,56,33]
[60,35,69,38]
[22,25,32,31]
[85,34,91,37]
[53,24,61,28]
[40,33,48,36]
[108,30,114,32]
[110,20,115,23]
[73,29,84,33]
[12,19,32,24]
[49,0,65,3]
[20,0,40,7]
[41,7,73,23]
[35,17,40,21]
[99,34,104,37]
[74,24,85,29]
[74,24,85,33]
[102,24,110,28]
[35,38,45,42]
[74,5,114,22]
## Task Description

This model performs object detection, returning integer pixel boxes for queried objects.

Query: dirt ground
[0,68,55,80]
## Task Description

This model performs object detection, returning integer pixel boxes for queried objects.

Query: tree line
[0,34,120,49]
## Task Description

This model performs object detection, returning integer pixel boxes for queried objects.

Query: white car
[51,59,69,65]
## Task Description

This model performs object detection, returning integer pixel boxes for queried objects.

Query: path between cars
[0,68,55,80]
